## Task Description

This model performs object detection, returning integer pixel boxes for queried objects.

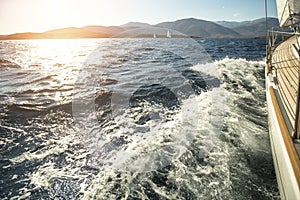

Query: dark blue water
[0,38,278,199]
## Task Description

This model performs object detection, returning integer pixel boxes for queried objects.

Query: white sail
[276,0,300,27]
[167,30,171,38]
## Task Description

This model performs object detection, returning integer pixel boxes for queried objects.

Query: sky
[0,0,278,35]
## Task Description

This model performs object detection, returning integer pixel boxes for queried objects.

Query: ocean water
[0,38,279,199]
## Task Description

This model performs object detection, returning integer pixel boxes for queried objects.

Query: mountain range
[0,17,280,40]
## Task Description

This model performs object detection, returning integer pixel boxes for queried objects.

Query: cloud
[233,13,240,17]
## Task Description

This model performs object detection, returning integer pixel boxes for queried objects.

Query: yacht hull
[266,67,300,199]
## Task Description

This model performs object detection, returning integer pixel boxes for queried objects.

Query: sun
[1,0,133,34]
[33,0,120,30]
[36,0,74,29]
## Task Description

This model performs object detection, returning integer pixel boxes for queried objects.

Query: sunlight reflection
[1,39,101,106]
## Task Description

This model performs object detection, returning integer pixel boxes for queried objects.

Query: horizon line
[0,16,278,36]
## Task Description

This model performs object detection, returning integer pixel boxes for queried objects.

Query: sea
[0,37,279,199]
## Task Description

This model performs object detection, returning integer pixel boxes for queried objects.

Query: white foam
[25,57,272,199]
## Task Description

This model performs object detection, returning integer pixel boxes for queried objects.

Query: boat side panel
[266,84,300,199]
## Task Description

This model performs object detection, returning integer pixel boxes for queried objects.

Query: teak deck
[271,35,299,135]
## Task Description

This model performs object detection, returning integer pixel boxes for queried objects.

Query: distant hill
[79,26,125,35]
[216,20,251,29]
[231,17,280,37]
[0,17,283,39]
[121,22,152,28]
[1,26,125,40]
[155,18,241,38]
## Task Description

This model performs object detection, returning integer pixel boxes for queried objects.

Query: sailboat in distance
[265,0,300,199]
[167,30,171,38]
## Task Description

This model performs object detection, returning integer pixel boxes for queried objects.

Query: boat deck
[271,34,300,155]
[271,35,300,137]
[267,34,300,198]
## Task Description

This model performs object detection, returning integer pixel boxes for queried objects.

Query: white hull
[266,68,300,199]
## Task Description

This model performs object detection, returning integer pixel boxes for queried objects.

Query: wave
[0,57,278,199]
[0,59,22,70]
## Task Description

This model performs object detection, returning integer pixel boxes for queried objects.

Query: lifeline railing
[266,29,300,140]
